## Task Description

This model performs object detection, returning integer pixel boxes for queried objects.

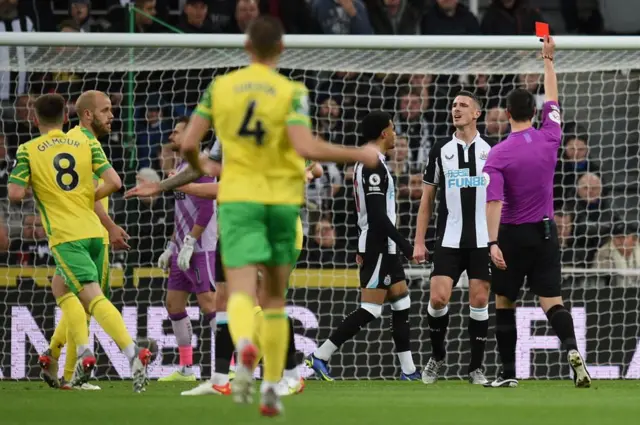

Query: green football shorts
[54,243,111,298]
[219,202,300,268]
[51,238,108,295]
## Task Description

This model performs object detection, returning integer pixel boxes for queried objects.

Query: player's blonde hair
[75,90,108,119]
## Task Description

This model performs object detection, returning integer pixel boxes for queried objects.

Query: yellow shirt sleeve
[286,84,311,128]
[90,140,112,176]
[194,80,214,122]
[8,144,30,187]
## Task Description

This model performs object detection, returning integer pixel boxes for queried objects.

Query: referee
[483,36,591,388]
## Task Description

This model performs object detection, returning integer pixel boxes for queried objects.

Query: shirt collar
[453,131,480,147]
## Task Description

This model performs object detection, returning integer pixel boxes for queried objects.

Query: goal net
[1,34,640,381]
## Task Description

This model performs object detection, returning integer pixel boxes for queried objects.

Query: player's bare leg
[77,283,152,392]
[259,264,290,417]
[386,281,419,380]
[423,275,454,384]
[468,279,490,385]
[226,266,259,403]
[310,288,387,381]
[161,290,197,382]
[539,296,591,388]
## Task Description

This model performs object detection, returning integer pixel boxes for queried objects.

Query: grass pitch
[1,380,639,425]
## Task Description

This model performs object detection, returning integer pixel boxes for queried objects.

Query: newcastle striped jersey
[354,152,413,258]
[422,133,494,249]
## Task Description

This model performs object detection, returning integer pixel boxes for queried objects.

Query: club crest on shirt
[384,275,391,285]
[480,151,488,160]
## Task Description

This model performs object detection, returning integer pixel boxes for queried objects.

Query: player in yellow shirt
[177,16,379,416]
[38,90,131,390]
[8,93,151,393]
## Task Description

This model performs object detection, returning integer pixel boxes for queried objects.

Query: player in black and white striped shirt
[413,91,494,385]
[307,112,420,381]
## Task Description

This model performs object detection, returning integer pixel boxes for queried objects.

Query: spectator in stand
[560,0,603,35]
[121,167,174,266]
[555,211,577,267]
[307,161,343,213]
[0,0,35,114]
[394,89,431,171]
[178,0,215,33]
[109,0,165,33]
[136,100,170,169]
[312,0,374,35]
[70,0,108,32]
[259,0,320,34]
[518,73,545,110]
[225,0,260,33]
[389,134,411,187]
[19,0,55,31]
[11,94,36,149]
[314,95,344,144]
[481,0,543,35]
[0,131,12,199]
[570,172,620,267]
[554,134,599,210]
[595,0,640,35]
[363,0,423,35]
[9,213,52,266]
[483,106,509,146]
[593,223,640,274]
[300,218,347,268]
[421,0,480,35]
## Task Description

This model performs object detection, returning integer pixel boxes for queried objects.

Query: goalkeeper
[126,140,322,396]
[38,90,131,391]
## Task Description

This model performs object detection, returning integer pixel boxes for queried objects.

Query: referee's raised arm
[542,35,558,103]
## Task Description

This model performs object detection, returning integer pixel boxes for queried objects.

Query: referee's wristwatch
[488,241,499,249]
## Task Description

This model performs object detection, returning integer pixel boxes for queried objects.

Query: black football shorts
[359,252,406,289]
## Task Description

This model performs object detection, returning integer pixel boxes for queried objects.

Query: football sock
[391,308,416,375]
[50,313,67,359]
[316,308,376,360]
[260,308,288,383]
[546,304,578,352]
[89,295,134,353]
[64,313,91,382]
[227,292,255,347]
[214,313,233,378]
[427,302,449,361]
[285,317,298,371]
[252,306,265,368]
[468,305,489,372]
[495,308,517,378]
[169,311,193,369]
[57,293,90,353]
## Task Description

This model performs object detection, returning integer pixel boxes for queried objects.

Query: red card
[535,22,550,38]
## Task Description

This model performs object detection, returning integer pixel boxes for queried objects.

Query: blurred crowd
[0,0,638,286]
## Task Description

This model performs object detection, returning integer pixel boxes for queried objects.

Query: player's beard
[91,117,110,138]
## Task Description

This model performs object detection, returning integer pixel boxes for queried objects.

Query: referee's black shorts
[431,245,491,285]
[214,240,226,283]
[491,221,562,302]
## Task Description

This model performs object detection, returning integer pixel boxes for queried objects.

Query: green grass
[2,380,639,425]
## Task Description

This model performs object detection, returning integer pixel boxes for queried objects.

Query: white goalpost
[0,33,639,381]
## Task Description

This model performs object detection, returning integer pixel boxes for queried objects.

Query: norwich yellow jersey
[8,129,112,247]
[67,125,109,244]
[195,63,311,205]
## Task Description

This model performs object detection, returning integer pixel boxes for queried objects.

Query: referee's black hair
[361,111,392,142]
[506,88,536,122]
[34,94,66,126]
[455,90,483,110]
[176,116,190,125]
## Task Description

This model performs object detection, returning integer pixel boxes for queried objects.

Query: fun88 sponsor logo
[446,169,488,189]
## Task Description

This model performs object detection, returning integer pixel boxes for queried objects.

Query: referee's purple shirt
[483,101,563,224]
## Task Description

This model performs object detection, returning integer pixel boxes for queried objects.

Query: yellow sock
[261,308,288,383]
[252,306,264,369]
[50,314,67,359]
[56,293,89,349]
[64,313,90,382]
[89,295,133,350]
[227,292,255,346]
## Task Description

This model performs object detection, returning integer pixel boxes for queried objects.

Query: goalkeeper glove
[158,241,175,270]
[177,235,196,272]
